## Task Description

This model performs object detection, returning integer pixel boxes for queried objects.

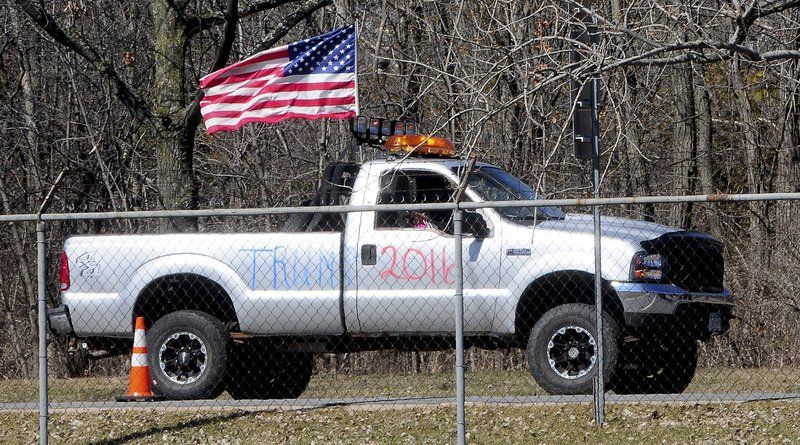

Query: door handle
[361,244,377,265]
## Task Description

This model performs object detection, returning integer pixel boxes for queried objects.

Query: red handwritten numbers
[379,245,455,284]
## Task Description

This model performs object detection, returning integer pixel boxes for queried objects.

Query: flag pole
[353,21,360,115]
[349,22,360,161]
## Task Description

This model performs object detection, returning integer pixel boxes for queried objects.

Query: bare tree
[14,0,330,228]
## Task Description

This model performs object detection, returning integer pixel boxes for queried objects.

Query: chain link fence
[2,190,800,443]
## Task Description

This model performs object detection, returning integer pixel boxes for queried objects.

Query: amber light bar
[383,134,456,157]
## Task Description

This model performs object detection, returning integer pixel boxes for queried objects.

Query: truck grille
[665,240,724,292]
[641,232,725,293]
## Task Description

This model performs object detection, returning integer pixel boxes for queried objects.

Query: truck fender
[121,254,250,325]
[494,255,599,335]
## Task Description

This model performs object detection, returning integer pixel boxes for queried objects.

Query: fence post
[453,210,466,445]
[592,202,605,425]
[591,64,605,424]
[36,222,49,445]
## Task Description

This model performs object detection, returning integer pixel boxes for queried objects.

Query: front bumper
[47,305,74,335]
[612,282,733,314]
[611,282,734,332]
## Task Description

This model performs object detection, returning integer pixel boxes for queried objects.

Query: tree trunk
[694,70,720,236]
[779,13,800,193]
[11,7,43,211]
[152,0,197,224]
[670,63,697,229]
[621,69,655,220]
[8,9,41,375]
[0,177,34,378]
[784,85,800,193]
[730,57,765,257]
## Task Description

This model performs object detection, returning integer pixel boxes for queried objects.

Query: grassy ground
[1,402,800,444]
[1,367,799,403]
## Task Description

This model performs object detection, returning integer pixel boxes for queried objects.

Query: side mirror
[463,211,490,238]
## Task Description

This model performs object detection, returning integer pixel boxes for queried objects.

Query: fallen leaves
[1,401,800,444]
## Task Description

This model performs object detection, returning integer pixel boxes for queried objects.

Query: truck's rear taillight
[60,251,70,291]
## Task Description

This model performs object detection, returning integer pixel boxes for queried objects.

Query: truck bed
[62,232,344,337]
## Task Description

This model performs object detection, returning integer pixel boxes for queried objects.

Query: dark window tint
[376,170,457,233]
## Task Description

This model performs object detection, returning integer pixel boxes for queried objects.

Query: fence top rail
[2,192,800,223]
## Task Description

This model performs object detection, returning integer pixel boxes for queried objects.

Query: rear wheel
[610,337,698,394]
[147,310,229,400]
[526,303,619,395]
[226,343,313,400]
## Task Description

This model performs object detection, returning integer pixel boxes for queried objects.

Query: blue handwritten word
[240,246,338,290]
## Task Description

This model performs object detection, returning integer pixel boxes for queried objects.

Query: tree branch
[564,0,659,49]
[601,45,800,71]
[184,0,239,134]
[761,50,800,61]
[563,0,800,73]
[210,0,240,73]
[185,0,299,38]
[165,0,190,13]
[731,0,800,45]
[13,0,153,122]
[256,0,332,52]
[754,0,800,20]
[240,0,300,17]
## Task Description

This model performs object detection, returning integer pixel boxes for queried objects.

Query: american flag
[199,25,358,134]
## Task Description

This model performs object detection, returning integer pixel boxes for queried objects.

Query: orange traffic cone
[116,317,163,402]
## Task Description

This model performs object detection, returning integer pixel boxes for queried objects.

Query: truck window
[376,170,456,233]
[452,165,564,223]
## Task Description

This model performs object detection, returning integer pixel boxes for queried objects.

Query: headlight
[630,251,664,281]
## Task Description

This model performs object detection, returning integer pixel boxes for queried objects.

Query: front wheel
[526,303,619,395]
[147,310,229,400]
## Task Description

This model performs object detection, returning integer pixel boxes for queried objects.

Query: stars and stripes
[199,25,358,134]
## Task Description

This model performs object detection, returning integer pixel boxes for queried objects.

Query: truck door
[354,167,502,333]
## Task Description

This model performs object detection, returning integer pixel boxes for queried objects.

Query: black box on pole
[570,15,600,161]
[572,81,595,161]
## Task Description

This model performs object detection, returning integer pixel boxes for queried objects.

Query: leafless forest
[2,0,800,380]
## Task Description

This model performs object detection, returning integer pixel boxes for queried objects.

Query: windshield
[453,166,565,223]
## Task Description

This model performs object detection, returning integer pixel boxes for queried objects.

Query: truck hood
[536,213,676,246]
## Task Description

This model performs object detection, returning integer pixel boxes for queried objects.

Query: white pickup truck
[48,136,733,399]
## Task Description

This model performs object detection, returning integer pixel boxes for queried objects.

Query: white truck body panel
[63,233,344,337]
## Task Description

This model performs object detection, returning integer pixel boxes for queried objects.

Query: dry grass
[1,367,799,404]
[2,402,800,444]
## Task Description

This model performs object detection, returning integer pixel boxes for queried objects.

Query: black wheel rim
[547,325,597,379]
[158,331,208,384]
